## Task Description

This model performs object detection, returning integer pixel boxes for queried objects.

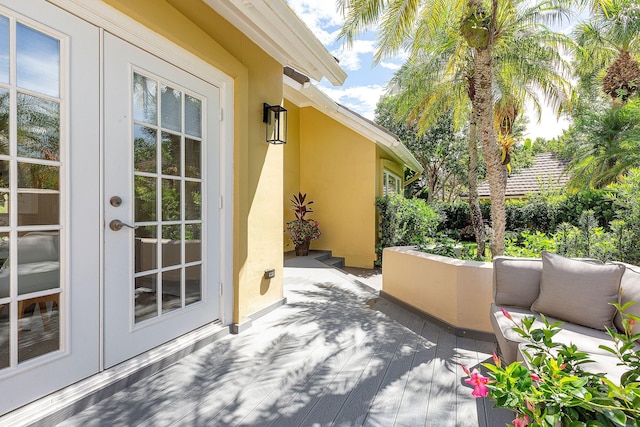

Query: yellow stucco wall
[295,107,377,268]
[382,247,494,333]
[283,100,301,251]
[105,0,285,325]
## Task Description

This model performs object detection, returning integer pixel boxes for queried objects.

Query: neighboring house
[283,68,422,268]
[476,152,570,200]
[0,0,349,419]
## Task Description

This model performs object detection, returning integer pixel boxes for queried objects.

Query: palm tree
[568,99,640,189]
[340,0,572,256]
[574,0,640,105]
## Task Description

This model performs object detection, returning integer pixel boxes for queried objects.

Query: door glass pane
[0,160,8,188]
[135,176,156,222]
[0,192,7,227]
[185,138,200,178]
[17,24,59,98]
[134,125,156,173]
[185,181,200,220]
[185,95,201,138]
[0,232,9,298]
[18,163,58,190]
[161,85,181,132]
[17,231,60,295]
[185,224,201,263]
[161,132,180,176]
[17,93,60,161]
[135,226,157,273]
[185,265,201,306]
[0,304,8,369]
[161,179,180,221]
[17,192,59,226]
[0,88,9,155]
[162,224,181,268]
[133,73,157,125]
[0,15,8,84]
[135,274,157,323]
[162,269,181,314]
[18,294,60,363]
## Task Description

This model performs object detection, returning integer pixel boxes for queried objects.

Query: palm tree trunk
[467,115,486,258]
[474,46,506,256]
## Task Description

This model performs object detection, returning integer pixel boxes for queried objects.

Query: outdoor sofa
[490,251,640,381]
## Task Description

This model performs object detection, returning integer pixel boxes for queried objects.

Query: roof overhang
[203,0,347,86]
[284,75,423,174]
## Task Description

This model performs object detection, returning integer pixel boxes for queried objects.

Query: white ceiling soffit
[204,0,347,86]
[284,76,423,173]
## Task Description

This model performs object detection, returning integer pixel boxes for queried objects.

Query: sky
[286,0,575,140]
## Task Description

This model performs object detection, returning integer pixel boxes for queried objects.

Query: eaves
[204,0,347,86]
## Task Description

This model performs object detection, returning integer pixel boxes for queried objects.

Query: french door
[0,0,100,415]
[103,33,221,368]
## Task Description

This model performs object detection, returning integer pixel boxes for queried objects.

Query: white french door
[103,33,221,368]
[0,0,100,416]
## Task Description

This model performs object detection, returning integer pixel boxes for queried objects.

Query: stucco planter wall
[382,246,494,334]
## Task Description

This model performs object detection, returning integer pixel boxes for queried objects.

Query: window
[383,170,402,196]
[0,15,64,369]
[132,71,204,324]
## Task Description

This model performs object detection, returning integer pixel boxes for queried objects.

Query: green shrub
[375,195,441,265]
[608,169,640,264]
[504,230,557,257]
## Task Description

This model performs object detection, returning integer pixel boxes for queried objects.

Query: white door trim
[47,0,234,330]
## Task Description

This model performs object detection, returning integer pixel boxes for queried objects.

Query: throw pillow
[531,251,624,330]
[493,257,542,308]
[612,262,640,334]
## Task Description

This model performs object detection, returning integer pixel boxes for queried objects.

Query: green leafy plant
[375,195,441,265]
[463,306,640,427]
[286,218,321,246]
[286,193,321,248]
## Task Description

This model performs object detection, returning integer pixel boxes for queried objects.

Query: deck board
[57,265,512,427]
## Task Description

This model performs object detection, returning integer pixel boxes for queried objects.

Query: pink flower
[526,400,536,412]
[530,373,540,381]
[460,364,471,376]
[492,351,501,368]
[464,368,489,397]
[501,307,512,320]
[630,318,636,333]
[512,415,530,427]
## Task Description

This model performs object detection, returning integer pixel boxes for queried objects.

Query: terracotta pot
[295,241,310,256]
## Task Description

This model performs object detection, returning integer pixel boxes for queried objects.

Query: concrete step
[323,256,345,269]
[307,250,332,261]
[284,249,345,269]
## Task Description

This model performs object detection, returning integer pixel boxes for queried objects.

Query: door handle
[109,219,138,231]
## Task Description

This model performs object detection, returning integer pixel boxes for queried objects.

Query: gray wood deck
[56,265,513,427]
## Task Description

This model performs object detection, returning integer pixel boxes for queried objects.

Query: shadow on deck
[55,264,513,427]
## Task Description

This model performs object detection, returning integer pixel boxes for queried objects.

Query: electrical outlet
[264,269,276,279]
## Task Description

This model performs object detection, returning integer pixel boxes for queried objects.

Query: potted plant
[286,192,321,256]
[462,305,640,427]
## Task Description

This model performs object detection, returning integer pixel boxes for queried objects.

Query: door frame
[47,0,235,369]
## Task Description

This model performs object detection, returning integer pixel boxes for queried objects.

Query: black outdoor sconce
[263,103,287,144]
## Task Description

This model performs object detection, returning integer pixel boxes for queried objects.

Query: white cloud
[319,83,387,120]
[380,60,402,71]
[287,0,380,72]
[331,39,376,71]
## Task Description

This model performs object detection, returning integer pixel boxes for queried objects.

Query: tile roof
[476,152,570,198]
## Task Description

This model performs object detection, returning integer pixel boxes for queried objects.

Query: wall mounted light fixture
[263,103,287,144]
